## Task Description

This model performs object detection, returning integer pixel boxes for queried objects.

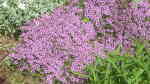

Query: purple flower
[9,0,150,83]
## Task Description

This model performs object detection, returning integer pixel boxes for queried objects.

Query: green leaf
[71,71,89,78]
[82,17,91,23]
[108,45,122,57]
[78,0,85,8]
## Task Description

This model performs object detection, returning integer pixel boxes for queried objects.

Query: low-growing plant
[0,0,66,38]
[72,39,150,84]
[5,0,150,83]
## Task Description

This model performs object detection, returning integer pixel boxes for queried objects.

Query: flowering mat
[0,0,150,84]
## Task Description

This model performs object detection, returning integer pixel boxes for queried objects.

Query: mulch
[0,50,8,63]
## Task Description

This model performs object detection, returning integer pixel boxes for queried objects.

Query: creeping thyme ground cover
[0,0,150,84]
[0,0,66,83]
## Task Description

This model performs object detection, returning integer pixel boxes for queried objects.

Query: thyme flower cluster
[9,0,150,84]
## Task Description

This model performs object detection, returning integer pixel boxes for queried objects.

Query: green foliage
[81,17,91,23]
[72,40,150,84]
[0,0,66,38]
[53,79,63,84]
[132,0,143,2]
[77,0,85,8]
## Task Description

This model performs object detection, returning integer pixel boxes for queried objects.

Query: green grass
[72,39,150,84]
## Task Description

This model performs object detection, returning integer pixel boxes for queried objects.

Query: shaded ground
[0,36,42,84]
[0,36,17,62]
